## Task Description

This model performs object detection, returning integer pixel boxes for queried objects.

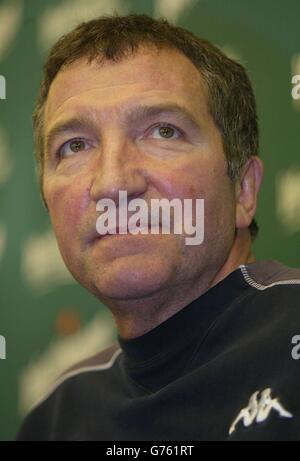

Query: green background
[0,0,299,441]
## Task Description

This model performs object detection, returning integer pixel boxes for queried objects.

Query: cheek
[166,160,234,231]
[45,179,89,247]
[156,163,223,202]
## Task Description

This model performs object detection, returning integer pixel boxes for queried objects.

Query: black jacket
[17,260,300,441]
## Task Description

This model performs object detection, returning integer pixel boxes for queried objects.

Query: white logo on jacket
[229,388,293,435]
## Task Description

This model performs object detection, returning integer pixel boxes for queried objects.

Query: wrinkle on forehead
[45,48,206,124]
[45,82,144,122]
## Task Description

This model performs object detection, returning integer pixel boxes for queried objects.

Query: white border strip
[239,265,300,291]
[29,348,122,413]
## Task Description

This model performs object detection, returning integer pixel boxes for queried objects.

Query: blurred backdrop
[0,0,299,441]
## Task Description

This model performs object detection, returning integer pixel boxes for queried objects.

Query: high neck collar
[118,265,250,370]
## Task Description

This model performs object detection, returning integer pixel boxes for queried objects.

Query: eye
[150,124,183,140]
[57,138,92,158]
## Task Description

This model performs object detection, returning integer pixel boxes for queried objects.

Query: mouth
[90,225,162,245]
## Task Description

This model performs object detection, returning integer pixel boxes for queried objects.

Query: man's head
[34,14,263,326]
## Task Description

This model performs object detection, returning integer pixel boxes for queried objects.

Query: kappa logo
[229,388,293,436]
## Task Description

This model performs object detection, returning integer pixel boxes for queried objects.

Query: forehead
[45,46,209,124]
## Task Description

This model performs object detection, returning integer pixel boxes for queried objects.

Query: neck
[208,228,255,289]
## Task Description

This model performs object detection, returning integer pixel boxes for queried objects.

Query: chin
[89,253,173,301]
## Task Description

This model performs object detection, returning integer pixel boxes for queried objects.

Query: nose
[89,137,148,203]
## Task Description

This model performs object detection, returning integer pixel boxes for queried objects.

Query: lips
[89,224,161,245]
[97,227,130,240]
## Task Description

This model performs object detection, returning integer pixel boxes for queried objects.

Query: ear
[235,156,264,230]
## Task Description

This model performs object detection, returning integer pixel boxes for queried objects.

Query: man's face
[43,46,236,302]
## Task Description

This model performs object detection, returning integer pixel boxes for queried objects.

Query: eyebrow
[44,102,201,155]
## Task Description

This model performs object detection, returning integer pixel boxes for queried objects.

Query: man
[17,13,300,441]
